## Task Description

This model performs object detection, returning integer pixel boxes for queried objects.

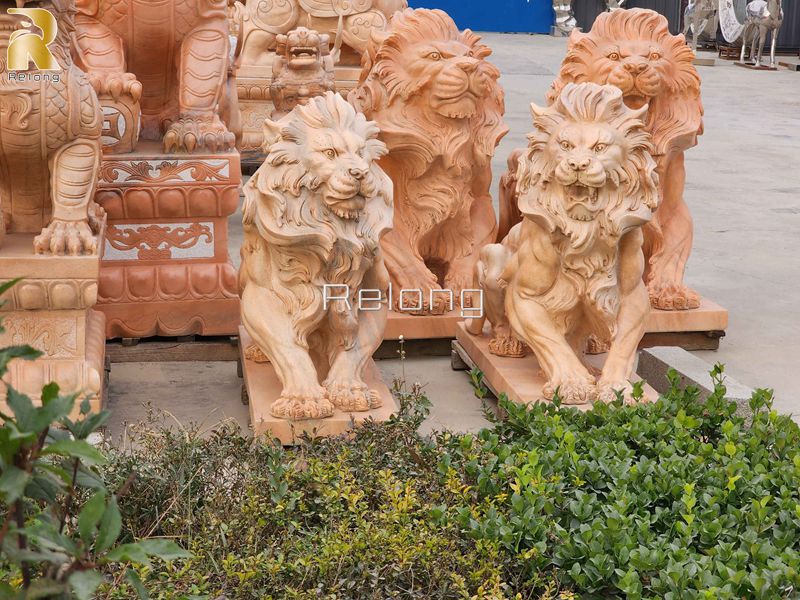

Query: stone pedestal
[239,328,396,445]
[385,309,469,341]
[95,142,240,338]
[0,233,106,412]
[646,297,728,335]
[455,323,657,409]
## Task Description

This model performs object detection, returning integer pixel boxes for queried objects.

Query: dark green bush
[93,368,800,600]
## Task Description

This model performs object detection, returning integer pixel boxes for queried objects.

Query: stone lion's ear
[263,119,282,147]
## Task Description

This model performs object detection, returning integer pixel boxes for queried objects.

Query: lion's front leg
[507,287,596,405]
[35,140,103,255]
[241,284,333,420]
[323,262,388,411]
[164,25,235,153]
[599,230,650,404]
[645,153,700,310]
[382,226,446,315]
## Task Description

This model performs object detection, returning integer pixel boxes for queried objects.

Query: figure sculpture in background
[740,0,783,68]
[349,8,507,314]
[552,0,576,35]
[683,0,719,54]
[239,92,393,420]
[468,82,659,404]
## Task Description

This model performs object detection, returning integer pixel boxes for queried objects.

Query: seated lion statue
[239,92,393,420]
[498,9,703,312]
[349,8,507,314]
[467,82,660,405]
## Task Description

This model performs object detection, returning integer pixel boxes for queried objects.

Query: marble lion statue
[0,0,104,255]
[498,8,702,312]
[349,8,507,314]
[468,82,659,405]
[239,92,393,420]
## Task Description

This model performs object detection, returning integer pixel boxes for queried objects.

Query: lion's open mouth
[326,194,366,220]
[289,46,319,67]
[566,183,601,221]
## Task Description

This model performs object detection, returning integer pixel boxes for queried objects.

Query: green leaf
[78,491,107,544]
[0,465,30,503]
[125,568,149,599]
[104,543,151,566]
[21,578,67,599]
[5,387,35,431]
[95,495,122,553]
[69,570,104,600]
[0,345,41,379]
[0,277,22,297]
[43,439,107,466]
[137,539,191,562]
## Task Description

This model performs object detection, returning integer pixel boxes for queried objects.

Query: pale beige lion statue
[498,9,702,312]
[349,8,507,314]
[239,92,393,420]
[468,82,659,404]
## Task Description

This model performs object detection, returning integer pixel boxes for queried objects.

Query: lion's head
[349,8,506,165]
[518,82,659,250]
[547,8,702,155]
[250,91,390,222]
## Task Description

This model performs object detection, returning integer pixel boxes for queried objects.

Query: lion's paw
[325,381,382,412]
[163,116,236,153]
[34,220,97,256]
[585,334,610,355]
[87,71,142,103]
[542,376,597,405]
[489,335,526,358]
[394,288,449,316]
[271,394,334,420]
[648,281,700,311]
[87,202,106,235]
[244,344,269,363]
[596,380,637,405]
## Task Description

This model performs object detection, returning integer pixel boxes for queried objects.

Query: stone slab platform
[454,323,657,409]
[239,328,396,444]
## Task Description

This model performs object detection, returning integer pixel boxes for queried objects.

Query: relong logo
[7,8,60,71]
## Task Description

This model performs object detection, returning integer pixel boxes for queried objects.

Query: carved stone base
[95,142,241,338]
[0,233,106,413]
[239,328,396,445]
[384,309,469,340]
[455,323,657,408]
[646,297,728,335]
[734,61,778,71]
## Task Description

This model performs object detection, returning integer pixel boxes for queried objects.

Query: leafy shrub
[98,370,800,599]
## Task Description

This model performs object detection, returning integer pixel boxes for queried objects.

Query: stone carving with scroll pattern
[270,27,335,119]
[349,8,507,314]
[239,92,393,420]
[499,9,703,313]
[468,83,659,404]
[73,0,236,153]
[0,0,104,255]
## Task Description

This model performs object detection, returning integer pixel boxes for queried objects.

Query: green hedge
[94,368,800,599]
[4,367,800,599]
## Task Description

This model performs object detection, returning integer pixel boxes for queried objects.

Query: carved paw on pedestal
[34,220,97,256]
[88,71,142,102]
[325,381,382,412]
[648,281,701,311]
[395,286,449,316]
[163,116,236,153]
[270,394,334,420]
[488,334,527,358]
[596,381,637,405]
[542,377,597,405]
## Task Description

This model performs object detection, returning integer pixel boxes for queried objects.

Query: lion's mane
[547,8,703,157]
[240,93,392,346]
[517,82,659,331]
[348,8,506,240]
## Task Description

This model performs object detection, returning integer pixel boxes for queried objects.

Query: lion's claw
[34,220,97,256]
[271,394,334,420]
[489,334,526,358]
[163,116,235,153]
[542,376,597,405]
[87,72,142,103]
[325,381,382,412]
[648,281,700,311]
[597,380,637,405]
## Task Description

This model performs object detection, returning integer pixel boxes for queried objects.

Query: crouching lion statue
[0,0,104,255]
[349,8,507,314]
[468,82,659,405]
[498,9,703,312]
[239,92,393,420]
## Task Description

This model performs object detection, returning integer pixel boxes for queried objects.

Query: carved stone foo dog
[499,9,703,313]
[349,8,507,315]
[269,27,335,120]
[239,92,393,420]
[0,0,103,254]
[73,0,236,153]
[468,83,659,405]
